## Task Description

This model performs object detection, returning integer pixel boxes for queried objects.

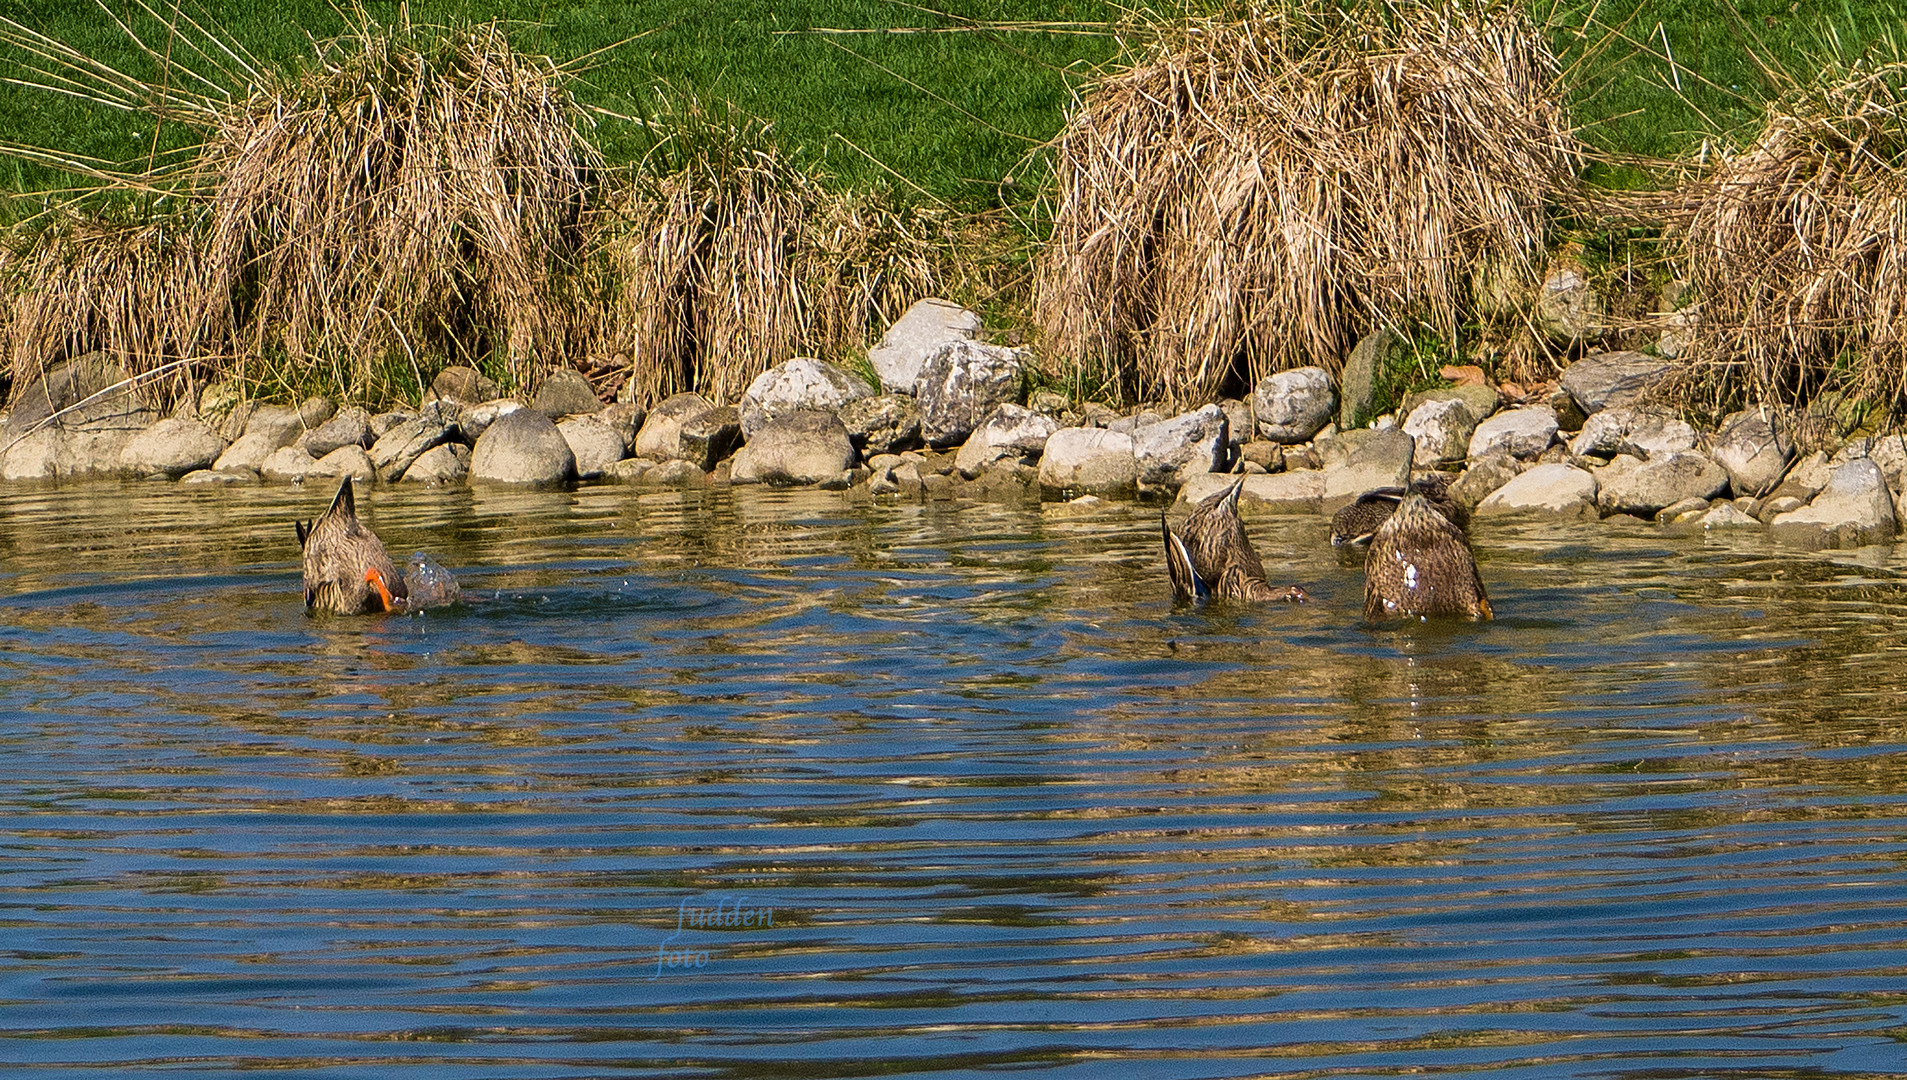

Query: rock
[402,443,470,484]
[1759,495,1807,523]
[1476,462,1598,517]
[1402,398,1478,467]
[368,410,414,439]
[1567,407,1697,460]
[258,445,330,483]
[428,365,499,406]
[1655,496,1713,523]
[1593,451,1730,517]
[558,414,628,479]
[1699,501,1761,530]
[242,404,308,447]
[1768,450,1832,503]
[839,393,922,456]
[1861,433,1907,500]
[368,417,451,483]
[118,417,223,477]
[1558,351,1671,415]
[1175,470,1326,515]
[1401,383,1500,425]
[1252,366,1336,443]
[181,468,255,485]
[1535,263,1605,342]
[532,368,602,417]
[297,396,337,431]
[1468,406,1558,461]
[644,459,709,486]
[1471,253,1531,320]
[471,407,576,484]
[211,430,289,473]
[1317,427,1414,513]
[460,398,523,443]
[634,394,740,469]
[1029,390,1070,414]
[1657,306,1697,359]
[1769,458,1897,548]
[954,404,1061,478]
[966,460,1040,503]
[1239,441,1283,472]
[738,357,874,441]
[1106,410,1163,435]
[915,340,1026,448]
[598,401,647,449]
[4,351,132,430]
[297,406,374,459]
[0,360,164,478]
[729,411,856,485]
[1447,450,1519,509]
[1338,329,1397,430]
[317,444,376,483]
[1131,404,1228,486]
[1216,398,1251,450]
[1038,427,1137,494]
[867,297,983,394]
[1707,408,1792,498]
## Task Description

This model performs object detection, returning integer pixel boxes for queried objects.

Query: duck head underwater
[1163,480,1310,603]
[1362,492,1491,621]
[295,477,459,614]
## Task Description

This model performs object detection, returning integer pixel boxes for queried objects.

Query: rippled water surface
[3,480,1906,1078]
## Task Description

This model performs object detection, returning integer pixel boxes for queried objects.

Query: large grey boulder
[119,417,224,477]
[915,340,1026,448]
[369,417,451,483]
[1401,383,1500,424]
[1338,330,1397,430]
[1449,450,1524,509]
[532,368,602,417]
[461,398,523,443]
[1252,366,1336,443]
[557,414,627,480]
[1038,427,1137,494]
[401,443,470,484]
[1567,406,1697,460]
[1318,427,1414,513]
[428,365,499,407]
[1132,404,1228,486]
[729,411,856,485]
[212,430,288,473]
[1467,407,1558,461]
[2,359,164,479]
[1559,351,1670,414]
[5,352,131,429]
[1593,451,1729,517]
[634,393,740,470]
[1175,470,1325,515]
[471,407,576,484]
[259,445,332,483]
[598,401,647,450]
[954,404,1060,479]
[317,445,376,483]
[297,406,374,459]
[1707,408,1792,497]
[1476,462,1598,518]
[839,394,922,456]
[867,298,983,394]
[738,357,873,441]
[1770,459,1897,548]
[1402,397,1477,467]
[1698,501,1762,530]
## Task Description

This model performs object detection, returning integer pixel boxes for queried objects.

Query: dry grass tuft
[1674,58,1907,416]
[1034,0,1578,406]
[578,99,942,406]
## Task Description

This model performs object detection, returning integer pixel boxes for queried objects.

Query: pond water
[2,481,1905,1079]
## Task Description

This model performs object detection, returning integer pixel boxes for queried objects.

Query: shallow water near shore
[2,480,1905,1079]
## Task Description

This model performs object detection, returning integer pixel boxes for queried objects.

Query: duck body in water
[1331,471,1468,548]
[1164,480,1309,604]
[296,477,458,614]
[1363,492,1491,621]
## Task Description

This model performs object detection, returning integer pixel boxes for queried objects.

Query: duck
[1164,479,1309,603]
[294,476,408,614]
[1330,470,1468,547]
[1363,492,1492,620]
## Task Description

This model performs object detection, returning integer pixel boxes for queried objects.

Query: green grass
[0,1,1902,211]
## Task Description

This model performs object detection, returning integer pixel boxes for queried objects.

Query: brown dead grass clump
[579,100,942,405]
[1035,0,1578,406]
[1675,60,1907,415]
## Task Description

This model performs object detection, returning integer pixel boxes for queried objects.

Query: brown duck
[1363,492,1492,620]
[1331,471,1468,547]
[295,477,407,615]
[1164,480,1309,603]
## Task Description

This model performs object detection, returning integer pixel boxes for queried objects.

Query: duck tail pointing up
[1162,510,1209,602]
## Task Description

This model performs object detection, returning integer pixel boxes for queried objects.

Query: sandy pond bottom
[1,481,1905,1079]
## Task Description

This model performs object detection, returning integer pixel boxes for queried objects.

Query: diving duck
[1164,480,1309,603]
[295,477,409,614]
[1330,471,1468,547]
[1363,492,1492,620]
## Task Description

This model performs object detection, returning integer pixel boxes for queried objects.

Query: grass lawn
[0,1,1901,210]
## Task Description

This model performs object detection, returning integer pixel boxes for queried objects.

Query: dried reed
[1034,0,1578,405]
[1675,58,1907,415]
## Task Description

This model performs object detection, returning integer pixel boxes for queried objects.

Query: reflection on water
[2,480,1905,1078]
